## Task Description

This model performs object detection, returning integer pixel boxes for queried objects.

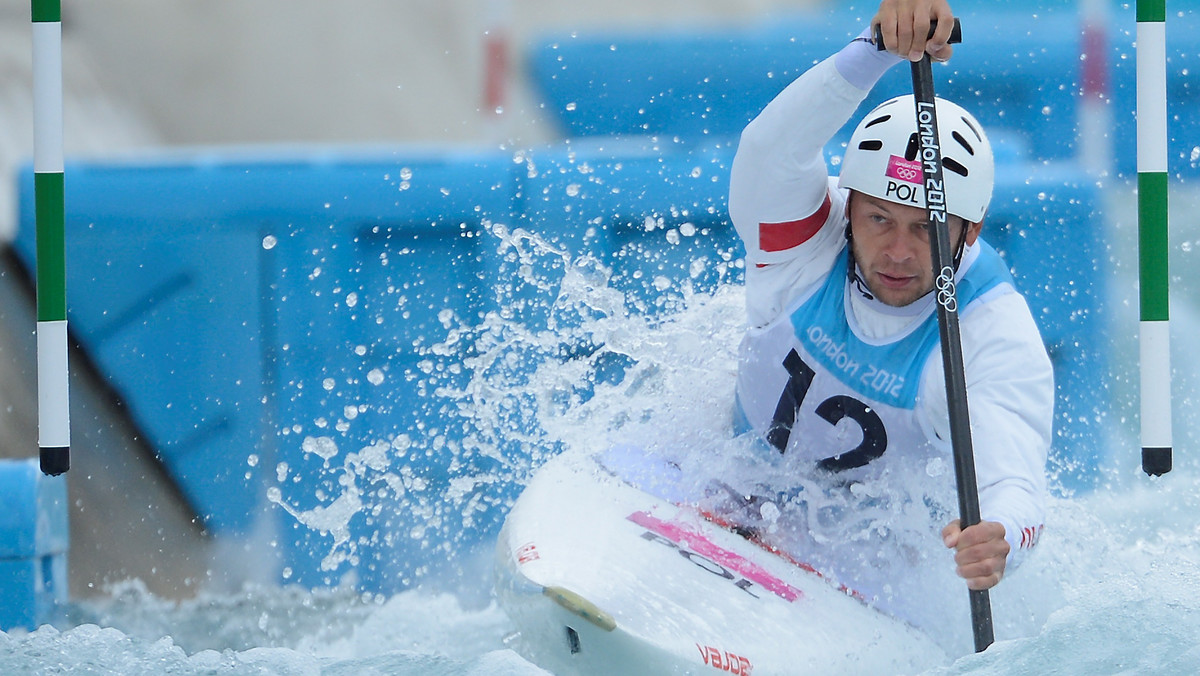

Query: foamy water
[8,469,1198,675]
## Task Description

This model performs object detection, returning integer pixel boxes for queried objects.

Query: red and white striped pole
[482,0,512,143]
[1079,0,1113,178]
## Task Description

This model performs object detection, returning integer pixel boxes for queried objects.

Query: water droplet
[261,235,277,250]
[760,501,780,523]
[302,436,339,461]
[367,368,385,385]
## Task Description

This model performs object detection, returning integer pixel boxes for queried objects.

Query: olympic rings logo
[935,266,957,312]
[894,166,921,182]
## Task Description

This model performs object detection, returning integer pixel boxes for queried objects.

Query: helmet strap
[844,224,875,301]
[951,220,970,271]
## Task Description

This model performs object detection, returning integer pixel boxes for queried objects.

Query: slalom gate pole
[1137,0,1172,477]
[876,18,994,652]
[32,0,70,476]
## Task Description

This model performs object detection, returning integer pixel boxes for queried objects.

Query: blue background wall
[10,5,1139,593]
[13,143,1104,592]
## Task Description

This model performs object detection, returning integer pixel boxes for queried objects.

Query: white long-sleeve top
[728,42,1052,575]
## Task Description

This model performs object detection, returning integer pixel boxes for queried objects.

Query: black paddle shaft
[874,18,996,653]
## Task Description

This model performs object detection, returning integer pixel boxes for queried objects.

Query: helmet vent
[960,115,983,142]
[952,131,975,156]
[864,114,891,129]
[904,133,920,161]
[944,157,969,177]
[857,140,883,151]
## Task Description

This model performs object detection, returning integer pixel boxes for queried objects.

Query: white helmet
[838,95,993,223]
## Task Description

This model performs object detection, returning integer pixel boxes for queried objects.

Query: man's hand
[942,519,1008,590]
[872,0,956,62]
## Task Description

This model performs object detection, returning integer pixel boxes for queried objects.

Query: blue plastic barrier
[985,161,1109,483]
[527,5,1200,178]
[12,137,1103,591]
[514,138,740,310]
[0,459,69,631]
[15,155,274,535]
[260,151,516,589]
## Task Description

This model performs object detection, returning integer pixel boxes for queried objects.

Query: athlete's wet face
[847,192,981,307]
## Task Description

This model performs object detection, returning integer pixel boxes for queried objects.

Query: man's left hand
[942,519,1008,590]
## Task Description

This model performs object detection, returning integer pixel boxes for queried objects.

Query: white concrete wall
[1,0,825,241]
[56,0,821,147]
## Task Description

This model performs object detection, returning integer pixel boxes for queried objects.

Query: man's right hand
[872,0,956,62]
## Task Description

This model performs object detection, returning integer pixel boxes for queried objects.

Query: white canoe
[494,450,947,675]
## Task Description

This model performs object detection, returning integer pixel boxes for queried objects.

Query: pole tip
[1142,447,1172,477]
[40,446,69,476]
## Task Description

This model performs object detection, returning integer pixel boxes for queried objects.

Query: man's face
[847,192,981,307]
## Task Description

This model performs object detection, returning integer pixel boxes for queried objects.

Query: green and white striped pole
[1137,0,1171,476]
[33,0,70,476]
